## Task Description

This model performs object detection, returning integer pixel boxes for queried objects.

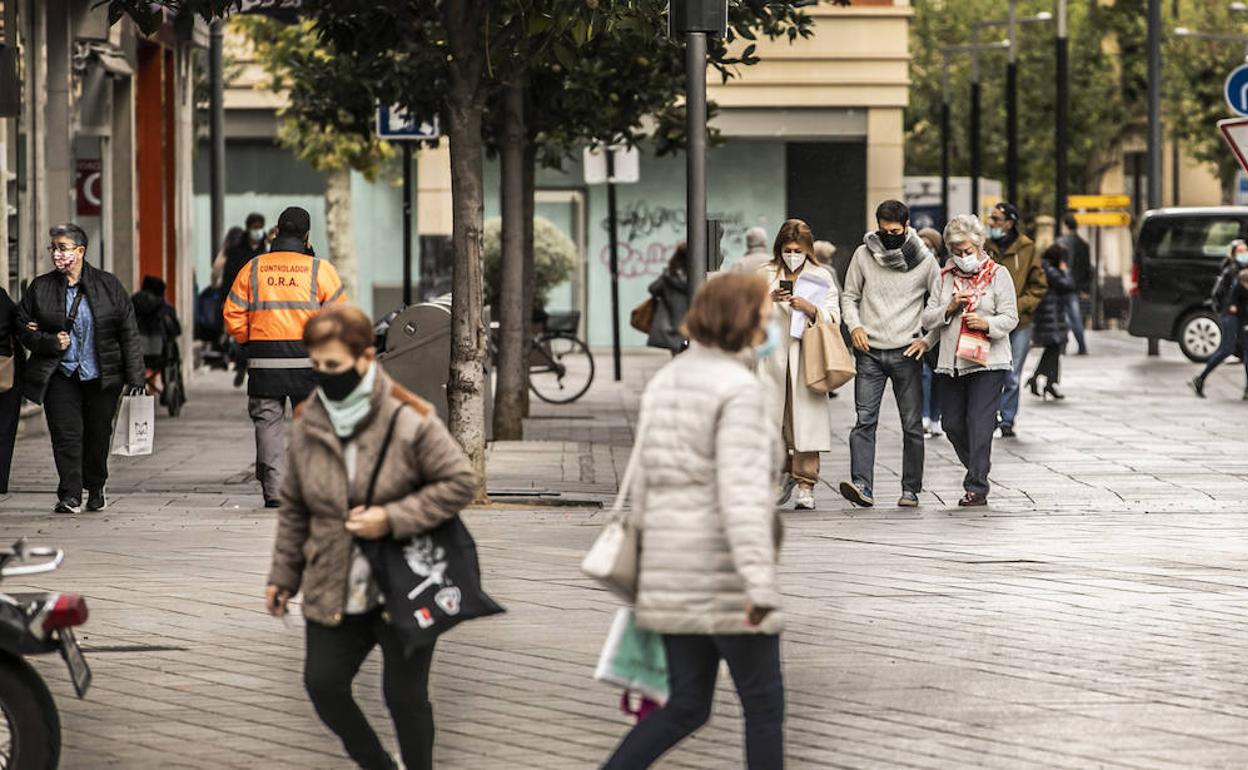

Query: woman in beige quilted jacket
[263,304,475,770]
[603,273,786,770]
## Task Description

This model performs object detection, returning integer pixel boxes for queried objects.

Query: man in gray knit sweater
[839,200,940,508]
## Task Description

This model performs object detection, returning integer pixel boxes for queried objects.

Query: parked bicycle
[489,311,595,405]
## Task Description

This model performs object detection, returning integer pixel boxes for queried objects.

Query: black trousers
[1031,344,1062,384]
[602,634,784,770]
[305,609,435,770]
[0,384,21,494]
[44,371,121,500]
[939,370,1008,496]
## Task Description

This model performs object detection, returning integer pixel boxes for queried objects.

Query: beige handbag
[0,356,14,393]
[802,319,856,393]
[580,416,647,601]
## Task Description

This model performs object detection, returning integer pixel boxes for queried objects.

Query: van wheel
[1178,311,1222,363]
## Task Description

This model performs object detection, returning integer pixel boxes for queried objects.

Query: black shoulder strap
[66,286,85,328]
[364,405,406,508]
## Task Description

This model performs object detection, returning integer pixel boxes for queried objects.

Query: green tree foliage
[483,217,578,315]
[907,0,1144,221]
[1166,1,1247,203]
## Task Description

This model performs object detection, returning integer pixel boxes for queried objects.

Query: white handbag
[580,416,647,601]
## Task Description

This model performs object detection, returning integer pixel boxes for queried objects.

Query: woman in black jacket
[1026,243,1075,400]
[17,223,145,514]
[645,243,690,354]
[0,290,24,494]
[1190,240,1248,397]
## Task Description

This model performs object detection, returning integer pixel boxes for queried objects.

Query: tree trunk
[442,1,489,502]
[493,79,528,441]
[1221,167,1237,206]
[323,167,357,300]
[521,139,537,417]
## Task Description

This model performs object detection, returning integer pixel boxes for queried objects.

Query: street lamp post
[1056,0,1068,222]
[972,11,1053,210]
[941,41,1009,228]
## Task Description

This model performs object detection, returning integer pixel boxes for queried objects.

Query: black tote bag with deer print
[357,407,505,657]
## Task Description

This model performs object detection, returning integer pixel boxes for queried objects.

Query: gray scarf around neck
[864,229,928,272]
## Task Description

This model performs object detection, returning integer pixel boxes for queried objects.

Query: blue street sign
[375,105,440,141]
[1225,64,1248,117]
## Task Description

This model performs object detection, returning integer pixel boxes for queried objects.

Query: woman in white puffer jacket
[602,273,786,770]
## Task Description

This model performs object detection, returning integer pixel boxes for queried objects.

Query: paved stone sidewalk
[1,333,1247,768]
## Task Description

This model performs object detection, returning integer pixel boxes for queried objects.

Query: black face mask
[878,230,907,250]
[315,366,363,401]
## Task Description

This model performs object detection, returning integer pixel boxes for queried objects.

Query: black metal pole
[402,142,412,306]
[1055,1,1068,221]
[606,149,622,382]
[209,20,225,256]
[686,31,708,297]
[970,80,981,218]
[1146,0,1163,210]
[1006,60,1018,204]
[1006,1,1019,205]
[940,98,950,229]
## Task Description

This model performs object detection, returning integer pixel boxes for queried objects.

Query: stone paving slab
[1,333,1247,767]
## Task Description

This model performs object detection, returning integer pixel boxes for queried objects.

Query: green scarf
[318,362,378,438]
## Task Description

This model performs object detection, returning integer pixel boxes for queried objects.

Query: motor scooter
[0,539,91,769]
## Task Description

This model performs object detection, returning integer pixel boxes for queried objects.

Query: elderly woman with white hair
[920,215,1018,507]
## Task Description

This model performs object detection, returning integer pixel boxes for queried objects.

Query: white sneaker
[922,417,932,432]
[930,420,943,437]
[794,485,816,510]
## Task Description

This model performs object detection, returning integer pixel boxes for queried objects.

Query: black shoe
[1044,383,1066,400]
[1189,377,1206,398]
[233,368,246,388]
[86,487,106,512]
[999,424,1016,438]
[54,497,82,514]
[264,498,281,509]
[1026,376,1041,397]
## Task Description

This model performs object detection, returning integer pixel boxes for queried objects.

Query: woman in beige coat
[264,304,475,770]
[755,218,840,510]
[603,273,785,770]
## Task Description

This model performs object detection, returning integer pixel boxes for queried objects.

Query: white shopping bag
[110,394,155,457]
[593,608,668,704]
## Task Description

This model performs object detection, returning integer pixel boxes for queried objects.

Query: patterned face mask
[52,249,80,273]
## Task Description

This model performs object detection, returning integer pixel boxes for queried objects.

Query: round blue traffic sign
[1225,64,1248,117]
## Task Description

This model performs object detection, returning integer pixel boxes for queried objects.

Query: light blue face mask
[1236,251,1248,266]
[989,226,1006,240]
[754,319,782,360]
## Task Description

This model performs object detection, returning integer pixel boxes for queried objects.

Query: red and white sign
[75,159,102,216]
[1218,118,1248,176]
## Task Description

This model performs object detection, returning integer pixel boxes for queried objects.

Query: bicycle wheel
[528,334,595,404]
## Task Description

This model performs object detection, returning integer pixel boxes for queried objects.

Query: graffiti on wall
[599,201,752,278]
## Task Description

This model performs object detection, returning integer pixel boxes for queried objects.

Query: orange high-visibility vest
[224,250,345,398]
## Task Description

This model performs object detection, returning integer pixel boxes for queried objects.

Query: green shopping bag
[593,608,669,704]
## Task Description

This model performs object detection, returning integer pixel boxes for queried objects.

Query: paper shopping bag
[802,320,856,393]
[593,608,669,705]
[110,394,155,456]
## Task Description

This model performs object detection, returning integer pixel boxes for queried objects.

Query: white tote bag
[580,416,647,601]
[110,393,155,457]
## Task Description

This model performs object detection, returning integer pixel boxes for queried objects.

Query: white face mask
[782,251,806,272]
[953,253,982,274]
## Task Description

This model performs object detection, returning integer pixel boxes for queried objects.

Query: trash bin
[377,296,492,439]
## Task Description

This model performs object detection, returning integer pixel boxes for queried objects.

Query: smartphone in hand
[779,280,794,293]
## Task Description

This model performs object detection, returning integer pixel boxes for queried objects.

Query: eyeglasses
[46,244,81,255]
[950,246,978,257]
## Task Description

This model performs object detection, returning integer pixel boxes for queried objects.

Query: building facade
[1,0,203,353]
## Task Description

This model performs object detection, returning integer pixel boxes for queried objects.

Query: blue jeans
[850,348,925,494]
[998,326,1033,428]
[922,362,943,424]
[1198,313,1239,380]
[1064,294,1087,353]
[602,634,784,770]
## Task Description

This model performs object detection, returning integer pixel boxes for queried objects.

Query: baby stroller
[134,277,187,417]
